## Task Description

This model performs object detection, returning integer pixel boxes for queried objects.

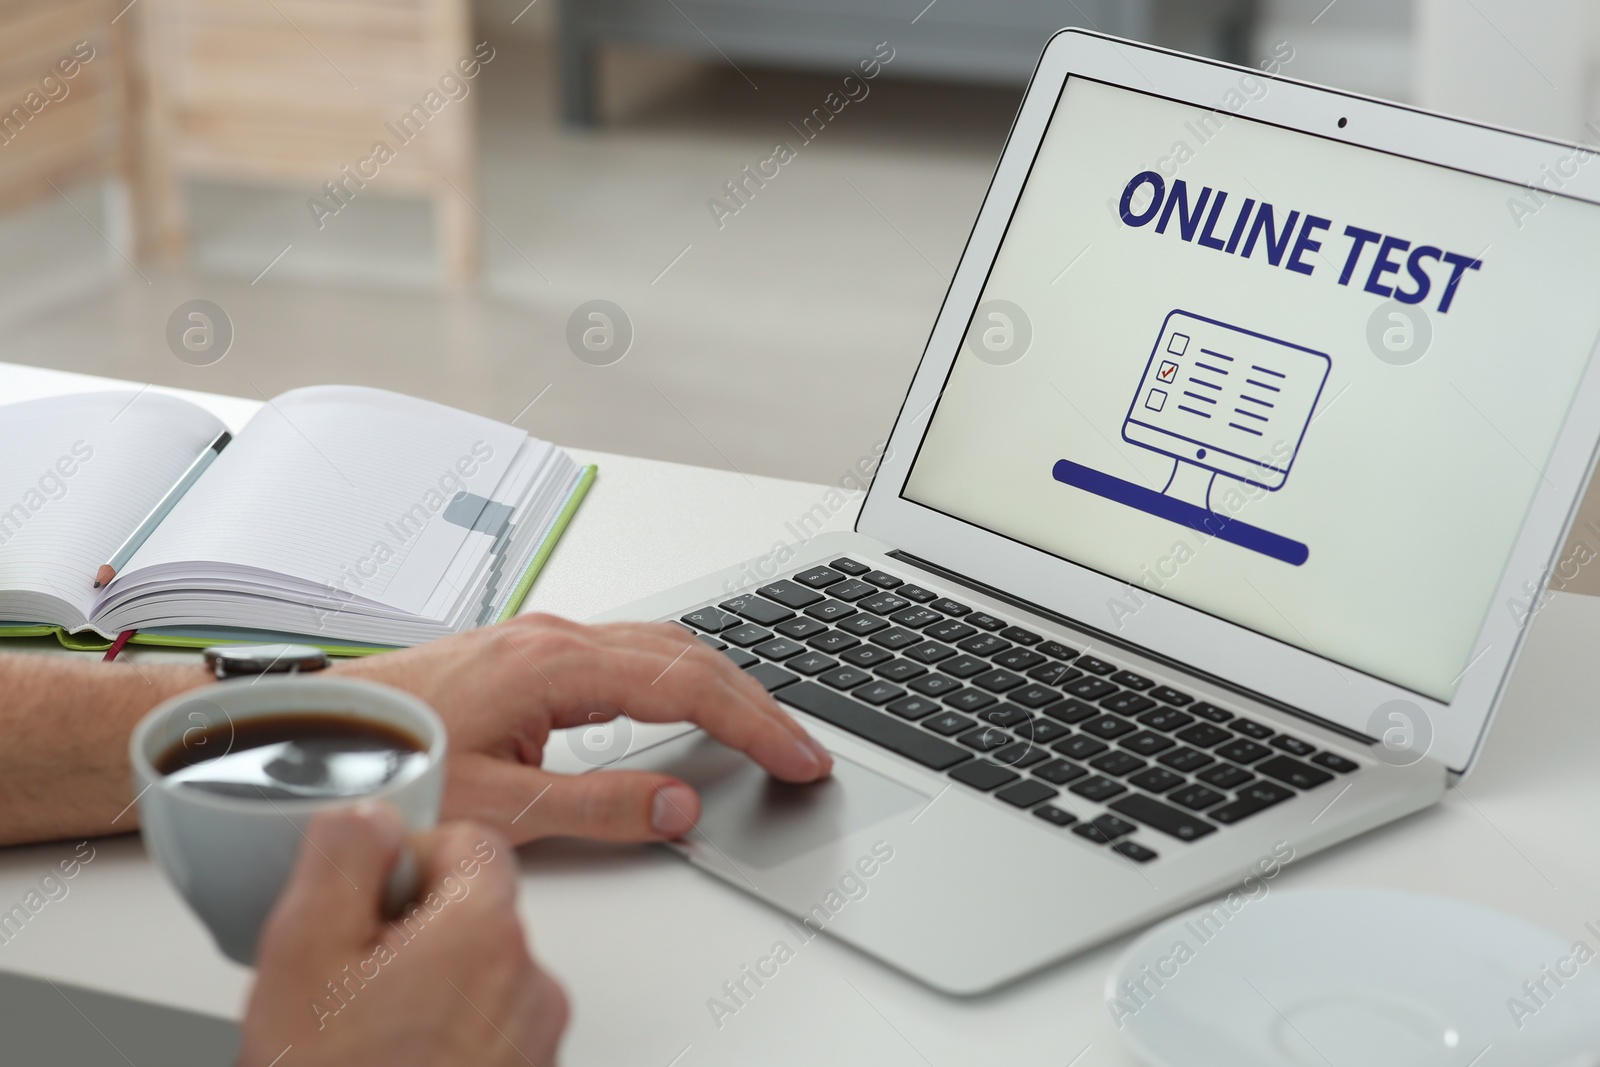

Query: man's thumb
[266,802,407,951]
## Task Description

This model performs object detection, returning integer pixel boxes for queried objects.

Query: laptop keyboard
[676,558,1360,865]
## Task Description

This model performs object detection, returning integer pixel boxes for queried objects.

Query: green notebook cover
[0,464,597,657]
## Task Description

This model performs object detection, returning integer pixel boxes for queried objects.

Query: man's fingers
[262,802,406,953]
[446,758,703,843]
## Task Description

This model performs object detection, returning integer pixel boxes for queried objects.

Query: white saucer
[1107,888,1600,1067]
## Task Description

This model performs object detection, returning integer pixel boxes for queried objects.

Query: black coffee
[156,713,428,800]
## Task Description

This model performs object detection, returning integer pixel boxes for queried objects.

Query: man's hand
[334,614,832,845]
[240,805,567,1067]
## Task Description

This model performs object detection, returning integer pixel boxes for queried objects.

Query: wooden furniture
[125,0,480,280]
[0,0,123,216]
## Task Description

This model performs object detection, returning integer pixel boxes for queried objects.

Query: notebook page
[0,392,226,625]
[118,386,526,616]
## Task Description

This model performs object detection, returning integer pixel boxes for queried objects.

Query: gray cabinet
[558,0,1154,124]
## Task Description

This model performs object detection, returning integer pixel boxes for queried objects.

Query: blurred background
[0,0,1595,486]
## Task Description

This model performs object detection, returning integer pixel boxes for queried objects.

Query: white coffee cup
[130,677,446,965]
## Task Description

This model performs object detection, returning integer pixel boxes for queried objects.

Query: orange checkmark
[1157,360,1178,382]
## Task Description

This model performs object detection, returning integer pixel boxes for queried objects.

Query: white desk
[3,363,1599,1066]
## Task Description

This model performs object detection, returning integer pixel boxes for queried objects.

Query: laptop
[595,29,1600,994]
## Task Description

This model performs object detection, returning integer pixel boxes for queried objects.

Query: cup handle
[381,844,421,919]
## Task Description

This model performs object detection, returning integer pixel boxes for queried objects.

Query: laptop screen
[903,75,1600,702]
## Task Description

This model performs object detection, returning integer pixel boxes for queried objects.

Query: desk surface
[2,363,1598,1066]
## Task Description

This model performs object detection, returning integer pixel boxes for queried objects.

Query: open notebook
[0,387,595,653]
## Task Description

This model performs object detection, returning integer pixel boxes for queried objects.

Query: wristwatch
[202,644,330,681]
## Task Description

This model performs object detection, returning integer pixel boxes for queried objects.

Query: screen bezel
[857,29,1600,774]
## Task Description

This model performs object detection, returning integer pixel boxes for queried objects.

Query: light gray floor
[0,32,1017,486]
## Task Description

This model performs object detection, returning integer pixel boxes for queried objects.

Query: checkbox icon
[1156,360,1179,383]
[1145,388,1167,411]
[1167,332,1190,356]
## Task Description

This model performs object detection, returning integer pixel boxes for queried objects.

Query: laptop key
[1270,735,1317,758]
[794,565,844,589]
[1231,718,1274,740]
[1138,707,1194,732]
[787,653,838,676]
[1076,656,1116,676]
[1256,755,1333,790]
[775,617,828,639]
[861,593,911,615]
[1032,804,1079,827]
[722,594,794,625]
[1190,702,1234,723]
[1112,840,1159,863]
[753,638,805,660]
[722,624,774,647]
[1110,670,1153,690]
[957,634,1011,657]
[973,668,1026,693]
[924,711,975,736]
[1036,640,1079,661]
[1064,677,1117,701]
[890,607,942,629]
[999,626,1042,645]
[930,598,971,617]
[780,681,970,771]
[696,634,727,650]
[825,579,875,601]
[1014,719,1070,744]
[1081,715,1137,741]
[1150,686,1193,706]
[940,654,990,678]
[758,580,824,609]
[1169,784,1226,810]
[804,599,857,622]
[874,659,927,683]
[1090,751,1146,777]
[1100,692,1156,715]
[1158,747,1215,773]
[838,614,890,636]
[944,688,998,713]
[904,640,955,664]
[1069,776,1126,802]
[887,696,939,720]
[976,703,1031,728]
[855,682,905,706]
[862,570,903,590]
[818,666,871,689]
[898,584,938,603]
[992,742,1049,768]
[1216,739,1273,764]
[1196,763,1255,790]
[1121,730,1176,756]
[966,613,1007,632]
[1054,735,1109,760]
[1176,723,1231,748]
[994,648,1047,672]
[1128,767,1184,793]
[1311,751,1359,774]
[841,645,894,668]
[871,627,921,651]
[807,631,860,653]
[1109,795,1217,842]
[1033,759,1089,785]
[1026,662,1081,686]
[1009,684,1061,709]
[925,619,977,643]
[1074,814,1137,843]
[829,557,870,576]
[908,673,961,697]
[1042,698,1100,725]
[744,663,799,693]
[1209,783,1295,824]
[681,606,740,633]
[949,761,1018,791]
[721,647,758,668]
[995,780,1056,807]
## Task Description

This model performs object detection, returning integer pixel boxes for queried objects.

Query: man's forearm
[0,655,212,846]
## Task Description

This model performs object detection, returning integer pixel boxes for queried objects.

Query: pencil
[93,430,232,589]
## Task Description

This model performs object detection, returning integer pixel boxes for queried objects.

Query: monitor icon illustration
[1053,310,1329,566]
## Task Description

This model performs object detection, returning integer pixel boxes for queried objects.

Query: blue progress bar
[1052,460,1309,566]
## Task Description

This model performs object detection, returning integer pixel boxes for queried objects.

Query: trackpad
[632,732,927,869]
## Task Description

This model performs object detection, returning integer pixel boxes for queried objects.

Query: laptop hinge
[887,549,1375,747]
